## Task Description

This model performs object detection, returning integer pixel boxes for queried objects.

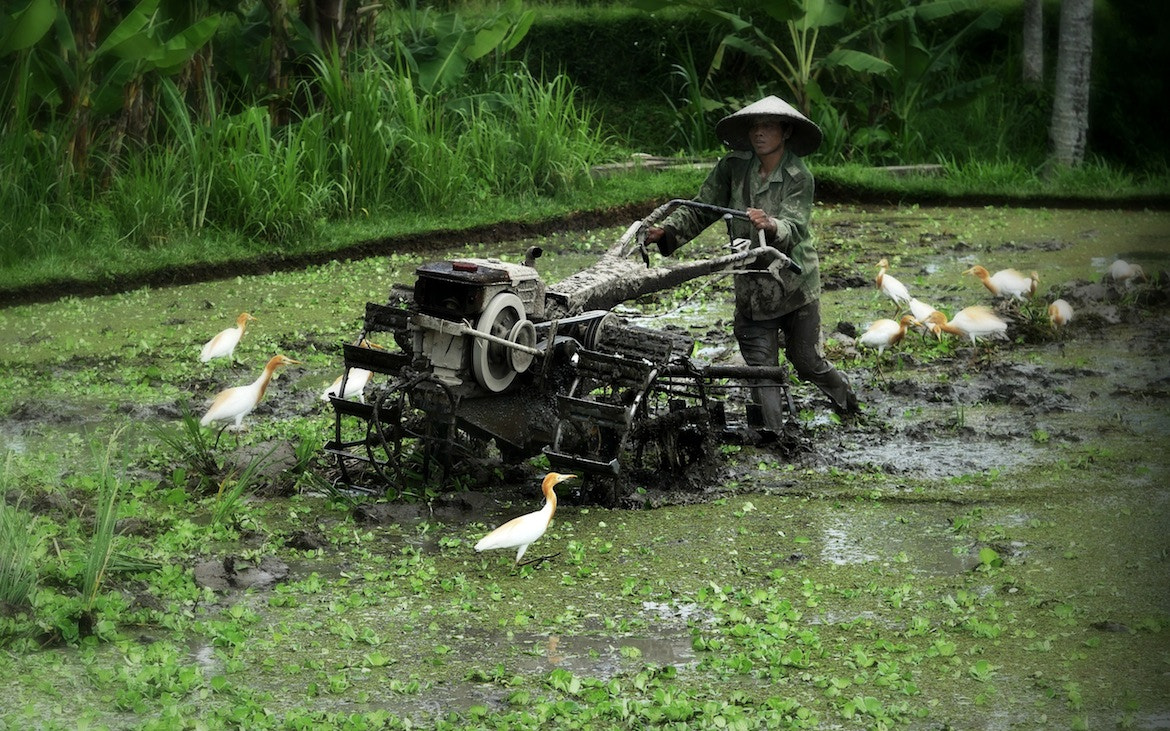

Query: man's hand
[746,208,778,235]
[644,226,678,255]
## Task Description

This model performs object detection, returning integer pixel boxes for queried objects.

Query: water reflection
[819,508,978,575]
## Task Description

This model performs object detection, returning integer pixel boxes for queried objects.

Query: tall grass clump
[103,148,191,249]
[304,53,406,215]
[149,401,221,485]
[205,106,335,244]
[211,447,275,529]
[940,158,1038,195]
[493,68,609,194]
[1042,155,1137,194]
[660,38,723,155]
[304,53,607,212]
[386,75,467,210]
[157,76,218,233]
[0,456,40,610]
[456,69,606,198]
[156,77,335,245]
[81,431,126,617]
[0,113,68,270]
[916,76,1051,168]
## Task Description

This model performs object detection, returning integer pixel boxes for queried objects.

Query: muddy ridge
[3,190,1167,309]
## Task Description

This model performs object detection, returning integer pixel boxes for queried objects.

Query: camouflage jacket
[659,149,819,320]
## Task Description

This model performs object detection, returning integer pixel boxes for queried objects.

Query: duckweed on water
[1,205,1168,729]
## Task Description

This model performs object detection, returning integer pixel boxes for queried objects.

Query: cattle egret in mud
[1108,259,1146,285]
[908,297,939,324]
[859,314,918,378]
[200,312,256,362]
[875,258,912,309]
[1048,299,1074,328]
[925,306,1009,347]
[201,354,300,434]
[475,472,577,566]
[963,265,1038,300]
[907,297,944,337]
[321,340,384,404]
[859,315,918,357]
[322,369,373,404]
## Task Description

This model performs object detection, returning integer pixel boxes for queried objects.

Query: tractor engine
[409,258,545,396]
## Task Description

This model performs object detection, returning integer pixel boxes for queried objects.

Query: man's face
[749,117,786,157]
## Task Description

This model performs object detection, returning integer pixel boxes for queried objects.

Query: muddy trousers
[733,300,855,429]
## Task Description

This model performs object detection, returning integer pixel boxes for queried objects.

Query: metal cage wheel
[625,370,718,481]
[366,374,459,493]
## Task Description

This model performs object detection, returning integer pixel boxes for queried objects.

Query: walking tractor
[324,201,803,502]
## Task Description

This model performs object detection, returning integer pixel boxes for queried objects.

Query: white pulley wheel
[508,320,537,373]
[473,292,525,392]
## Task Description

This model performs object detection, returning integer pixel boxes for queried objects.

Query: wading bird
[1108,259,1146,286]
[201,354,300,440]
[321,340,384,404]
[859,314,918,377]
[475,472,577,566]
[875,258,912,310]
[1048,299,1074,328]
[925,306,1009,347]
[907,297,943,337]
[963,265,1038,300]
[908,297,940,323]
[200,312,256,362]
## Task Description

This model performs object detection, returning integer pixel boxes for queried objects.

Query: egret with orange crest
[476,472,577,566]
[201,354,300,440]
[200,312,256,363]
[1048,299,1074,328]
[963,265,1038,301]
[859,314,918,377]
[925,306,1008,347]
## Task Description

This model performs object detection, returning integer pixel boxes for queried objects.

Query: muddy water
[2,204,1169,729]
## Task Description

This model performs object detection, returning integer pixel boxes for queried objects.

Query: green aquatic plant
[149,399,221,485]
[79,430,127,632]
[0,457,39,609]
[210,446,276,530]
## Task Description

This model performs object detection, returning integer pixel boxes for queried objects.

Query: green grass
[210,445,275,529]
[0,53,612,280]
[81,431,127,617]
[3,35,1168,304]
[3,155,1167,301]
[817,157,1170,202]
[0,166,700,295]
[0,456,39,609]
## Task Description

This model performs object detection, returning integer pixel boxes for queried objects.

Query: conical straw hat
[714,95,823,157]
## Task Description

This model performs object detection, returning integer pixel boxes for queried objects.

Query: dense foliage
[0,1,606,268]
[521,0,1168,169]
[0,0,1166,295]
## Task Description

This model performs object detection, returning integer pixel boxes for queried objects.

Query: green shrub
[0,480,39,609]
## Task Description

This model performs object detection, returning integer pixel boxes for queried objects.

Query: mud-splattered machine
[324,201,802,499]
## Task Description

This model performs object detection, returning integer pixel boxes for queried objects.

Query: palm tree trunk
[302,0,344,54]
[1022,0,1043,85]
[65,0,102,184]
[263,0,290,126]
[1048,0,1094,169]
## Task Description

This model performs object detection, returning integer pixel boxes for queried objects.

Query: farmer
[645,95,858,430]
